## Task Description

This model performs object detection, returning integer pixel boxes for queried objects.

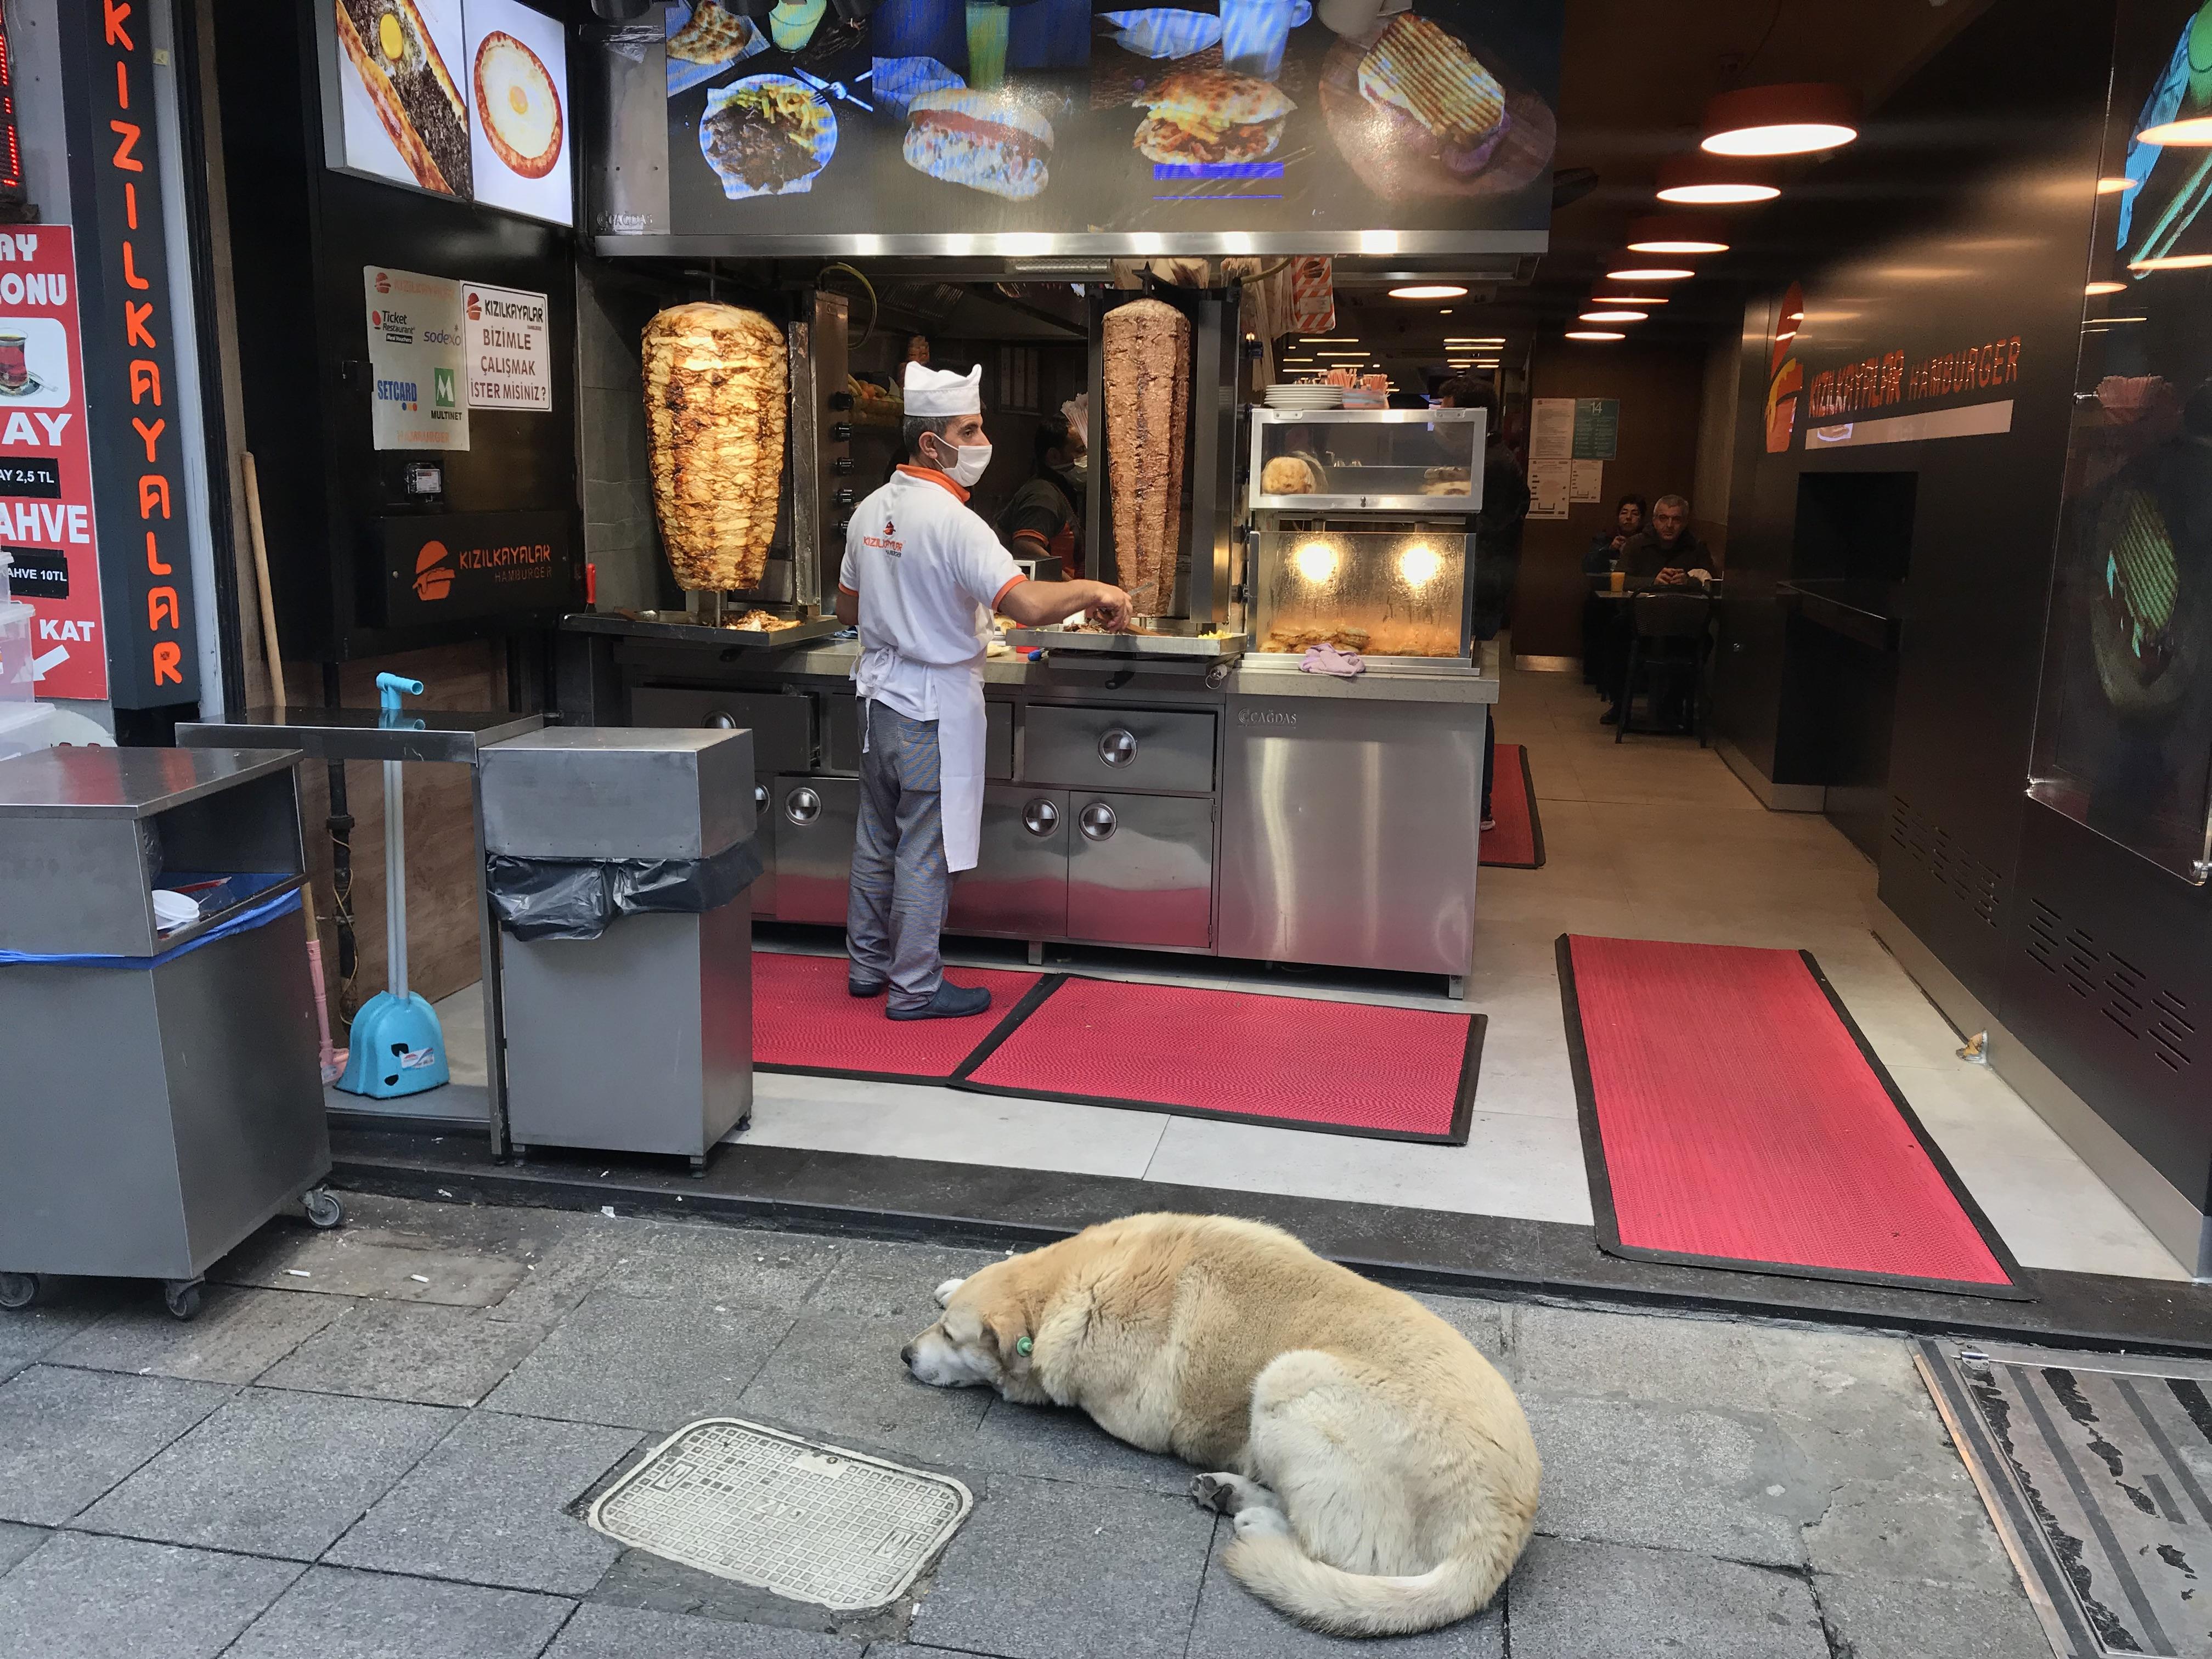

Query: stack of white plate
[1263,384,1345,410]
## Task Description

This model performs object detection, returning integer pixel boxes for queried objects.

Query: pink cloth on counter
[1299,643,1365,677]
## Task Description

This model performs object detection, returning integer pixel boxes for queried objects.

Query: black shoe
[1599,706,1620,725]
[888,982,994,1021]
[848,977,887,998]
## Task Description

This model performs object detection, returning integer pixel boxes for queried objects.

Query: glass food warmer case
[1246,408,1486,662]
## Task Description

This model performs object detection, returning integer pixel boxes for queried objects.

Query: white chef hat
[904,360,982,417]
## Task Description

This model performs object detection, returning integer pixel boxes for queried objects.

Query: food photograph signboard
[642,0,1561,251]
[324,0,573,227]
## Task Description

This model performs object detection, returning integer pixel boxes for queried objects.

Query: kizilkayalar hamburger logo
[412,539,455,602]
[1764,282,1804,455]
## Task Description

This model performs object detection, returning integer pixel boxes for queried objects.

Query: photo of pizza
[475,28,564,178]
[461,0,573,226]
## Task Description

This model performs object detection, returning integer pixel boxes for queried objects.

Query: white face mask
[927,433,992,488]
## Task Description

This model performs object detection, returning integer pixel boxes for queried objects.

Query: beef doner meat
[1103,300,1190,616]
[644,304,788,592]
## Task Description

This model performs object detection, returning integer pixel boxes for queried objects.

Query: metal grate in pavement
[1918,1338,2212,1658]
[586,1417,972,1611]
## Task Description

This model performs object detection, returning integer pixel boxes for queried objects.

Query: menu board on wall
[628,0,1561,251]
[324,0,573,227]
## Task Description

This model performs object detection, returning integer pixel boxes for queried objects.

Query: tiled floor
[411,660,2188,1283]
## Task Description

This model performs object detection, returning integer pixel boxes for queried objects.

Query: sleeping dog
[901,1212,1539,1637]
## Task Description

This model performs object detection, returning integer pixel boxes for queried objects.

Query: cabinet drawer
[631,687,814,775]
[949,787,1069,939]
[1024,706,1215,794]
[826,693,1013,780]
[1067,792,1212,949]
[771,775,859,924]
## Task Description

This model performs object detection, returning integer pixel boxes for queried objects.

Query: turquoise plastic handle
[375,672,424,715]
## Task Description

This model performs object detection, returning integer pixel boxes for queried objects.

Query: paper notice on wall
[461,283,552,411]
[1527,458,1571,519]
[365,267,470,451]
[1568,459,1604,502]
[1530,397,1575,461]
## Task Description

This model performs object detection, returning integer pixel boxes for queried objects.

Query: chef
[835,362,1132,1020]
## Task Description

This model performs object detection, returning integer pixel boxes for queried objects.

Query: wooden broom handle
[240,451,287,710]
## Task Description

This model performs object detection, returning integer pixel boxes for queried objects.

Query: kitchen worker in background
[997,408,1086,576]
[836,362,1132,1020]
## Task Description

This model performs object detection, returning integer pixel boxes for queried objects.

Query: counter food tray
[1006,628,1247,659]
[566,612,848,650]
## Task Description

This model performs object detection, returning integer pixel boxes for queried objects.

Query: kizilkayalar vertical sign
[59,0,199,707]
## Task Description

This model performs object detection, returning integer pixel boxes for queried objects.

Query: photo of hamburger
[902,89,1054,201]
[1356,14,1505,174]
[1132,70,1294,165]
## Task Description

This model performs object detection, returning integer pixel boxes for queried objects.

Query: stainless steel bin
[479,729,758,1169]
[0,747,337,1322]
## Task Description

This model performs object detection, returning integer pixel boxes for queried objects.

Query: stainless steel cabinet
[950,787,1070,939]
[1068,791,1214,948]
[1025,706,1215,794]
[631,686,810,917]
[773,775,860,924]
[826,692,1014,780]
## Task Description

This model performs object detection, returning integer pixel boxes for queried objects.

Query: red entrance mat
[1558,935,2026,1297]
[955,976,1483,1143]
[752,951,1042,1084]
[1481,744,1544,869]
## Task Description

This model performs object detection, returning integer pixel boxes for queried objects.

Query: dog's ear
[981,1315,1034,1371]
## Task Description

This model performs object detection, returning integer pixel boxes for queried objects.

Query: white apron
[853,645,989,873]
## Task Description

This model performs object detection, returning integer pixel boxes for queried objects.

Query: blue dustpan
[333,673,452,1099]
[337,991,451,1096]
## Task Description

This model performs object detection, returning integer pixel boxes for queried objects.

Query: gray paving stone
[257,1299,556,1406]
[1508,1536,1829,1659]
[0,1365,233,1525]
[0,1296,114,1382]
[1523,1393,1827,1566]
[599,1221,847,1308]
[0,1520,49,1575]
[1813,1569,2048,1659]
[1801,1462,2018,1594]
[808,1240,1010,1321]
[740,1311,990,1464]
[1185,1515,1505,1657]
[0,1531,301,1659]
[225,1565,572,1659]
[75,1386,456,1559]
[215,1223,531,1307]
[1513,1303,1773,1413]
[484,1288,795,1431]
[1409,1293,1513,1379]
[972,1395,1189,1496]
[327,1409,640,1594]
[331,1194,628,1327]
[546,1602,866,1657]
[47,1283,346,1383]
[911,1473,1214,1659]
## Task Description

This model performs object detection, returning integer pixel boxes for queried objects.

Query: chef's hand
[1657,567,1689,586]
[1083,583,1135,631]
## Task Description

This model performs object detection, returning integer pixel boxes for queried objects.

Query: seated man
[1616,494,1714,585]
[1583,494,1647,574]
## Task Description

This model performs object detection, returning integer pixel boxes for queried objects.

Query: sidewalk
[0,1194,2047,1658]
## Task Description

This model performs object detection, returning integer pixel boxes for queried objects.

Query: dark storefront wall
[1513,340,1711,660]
[1714,1,2212,1231]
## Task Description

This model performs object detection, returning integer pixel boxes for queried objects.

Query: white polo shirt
[837,466,1025,722]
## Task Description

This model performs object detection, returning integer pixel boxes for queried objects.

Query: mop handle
[375,674,425,1003]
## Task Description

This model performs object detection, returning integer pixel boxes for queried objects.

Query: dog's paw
[933,1277,966,1308]
[1190,1472,1242,1514]
[1232,1505,1293,1540]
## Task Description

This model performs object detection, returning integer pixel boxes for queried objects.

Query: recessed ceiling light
[1593,295,1669,306]
[1700,83,1861,156]
[1565,331,1625,341]
[1581,310,1648,323]
[2138,117,2212,145]
[2129,253,2212,270]
[1438,308,1454,315]
[1624,215,1729,254]
[1606,266,1696,281]
[1654,153,1779,204]
[1387,284,1469,299]
[2085,280,2126,295]
[2096,176,2141,194]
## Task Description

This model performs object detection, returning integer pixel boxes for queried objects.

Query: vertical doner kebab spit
[644,303,788,593]
[1102,299,1190,617]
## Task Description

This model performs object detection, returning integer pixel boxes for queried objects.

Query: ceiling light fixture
[2129,253,2212,270]
[1654,152,1779,204]
[1592,294,1668,306]
[2085,280,2126,295]
[1565,330,1625,341]
[1624,215,1729,254]
[1605,265,1696,281]
[2096,176,2141,194]
[1699,83,1861,156]
[1581,310,1649,322]
[2137,116,2212,145]
[1387,284,1469,299]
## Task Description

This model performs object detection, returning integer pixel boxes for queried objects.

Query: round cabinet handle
[753,782,770,812]
[1022,798,1059,836]
[707,711,739,730]
[1079,802,1116,842]
[1098,727,1138,768]
[785,787,821,826]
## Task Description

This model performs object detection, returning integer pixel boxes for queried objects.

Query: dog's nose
[899,1343,916,1367]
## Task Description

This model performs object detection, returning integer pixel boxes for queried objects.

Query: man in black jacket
[1616,494,1713,584]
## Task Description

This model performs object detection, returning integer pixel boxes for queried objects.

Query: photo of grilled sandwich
[1356,14,1505,173]
[902,89,1054,201]
[1132,69,1294,165]
[334,0,472,196]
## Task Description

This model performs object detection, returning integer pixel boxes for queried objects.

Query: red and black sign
[374,511,574,628]
[59,0,198,708]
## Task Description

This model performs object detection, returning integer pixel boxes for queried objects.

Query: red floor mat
[957,977,1482,1143]
[1560,935,2024,1296]
[1481,744,1544,868]
[752,951,1041,1083]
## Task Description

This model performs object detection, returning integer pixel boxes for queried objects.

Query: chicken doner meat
[1103,299,1190,617]
[644,303,787,592]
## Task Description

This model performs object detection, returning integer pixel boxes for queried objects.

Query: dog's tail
[1222,1519,1522,1638]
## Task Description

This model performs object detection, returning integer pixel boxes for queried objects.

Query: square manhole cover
[588,1418,972,1611]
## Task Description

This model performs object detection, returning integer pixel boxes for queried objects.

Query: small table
[177,707,546,1156]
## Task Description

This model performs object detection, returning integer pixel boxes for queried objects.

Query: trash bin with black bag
[481,729,760,1171]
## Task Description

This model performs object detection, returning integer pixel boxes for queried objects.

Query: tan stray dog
[901,1212,1539,1637]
